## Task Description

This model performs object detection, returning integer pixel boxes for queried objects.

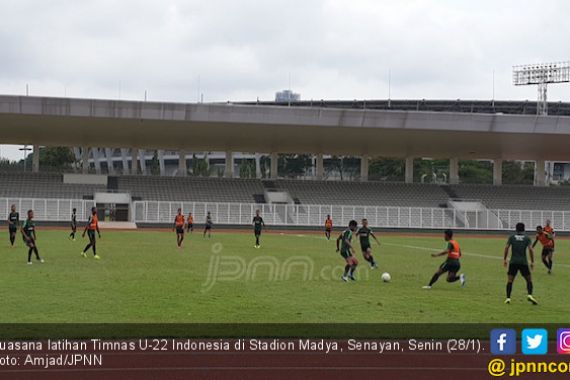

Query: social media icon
[491,329,516,355]
[522,329,548,355]
[557,329,570,354]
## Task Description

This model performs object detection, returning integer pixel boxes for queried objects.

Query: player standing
[21,210,44,265]
[356,218,379,269]
[81,207,101,259]
[69,208,77,241]
[423,229,466,289]
[324,215,333,240]
[252,209,265,248]
[203,211,213,238]
[504,223,538,305]
[336,220,359,282]
[8,204,19,247]
[173,208,185,248]
[186,212,194,233]
[533,225,554,274]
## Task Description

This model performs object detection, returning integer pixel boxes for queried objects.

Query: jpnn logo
[491,329,516,355]
[522,329,548,355]
[558,328,570,355]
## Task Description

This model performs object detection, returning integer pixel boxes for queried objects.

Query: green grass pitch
[1,229,568,323]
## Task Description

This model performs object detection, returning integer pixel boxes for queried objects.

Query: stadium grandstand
[2,95,570,231]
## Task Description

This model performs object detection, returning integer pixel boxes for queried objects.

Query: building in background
[275,90,300,103]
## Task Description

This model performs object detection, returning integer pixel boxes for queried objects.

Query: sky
[1,0,570,160]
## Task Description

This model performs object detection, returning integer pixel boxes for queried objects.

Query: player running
[504,222,538,305]
[173,208,185,248]
[203,211,213,238]
[69,208,77,241]
[423,229,466,289]
[336,220,359,282]
[8,204,19,247]
[356,218,379,269]
[186,212,194,233]
[21,210,44,265]
[324,215,333,240]
[533,225,554,274]
[253,209,265,248]
[81,207,101,259]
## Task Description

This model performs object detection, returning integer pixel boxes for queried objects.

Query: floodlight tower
[513,61,570,115]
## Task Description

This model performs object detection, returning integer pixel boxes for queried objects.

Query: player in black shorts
[356,219,379,268]
[336,220,359,281]
[252,209,265,248]
[69,208,77,241]
[203,211,213,238]
[186,212,194,233]
[8,204,19,247]
[21,210,44,265]
[504,223,538,305]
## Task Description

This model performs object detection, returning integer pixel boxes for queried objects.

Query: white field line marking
[383,242,570,269]
[291,234,570,269]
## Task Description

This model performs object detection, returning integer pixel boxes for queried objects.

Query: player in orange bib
[324,215,333,240]
[173,208,185,248]
[423,229,465,289]
[533,225,555,274]
[82,207,101,259]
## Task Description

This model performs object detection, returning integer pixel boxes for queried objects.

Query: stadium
[1,93,569,326]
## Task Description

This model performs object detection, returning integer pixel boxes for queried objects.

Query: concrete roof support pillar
[32,145,40,173]
[270,152,278,179]
[405,157,414,184]
[493,159,503,186]
[225,151,234,178]
[81,147,89,174]
[255,153,262,179]
[360,156,369,182]
[158,150,166,176]
[105,148,115,175]
[138,149,147,175]
[316,154,324,180]
[449,157,459,185]
[92,148,102,175]
[178,150,187,177]
[130,148,138,175]
[120,148,130,175]
[535,159,546,187]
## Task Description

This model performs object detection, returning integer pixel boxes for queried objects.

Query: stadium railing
[132,200,570,231]
[0,198,95,222]
[2,197,567,231]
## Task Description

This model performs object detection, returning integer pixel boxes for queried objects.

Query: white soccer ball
[381,272,391,282]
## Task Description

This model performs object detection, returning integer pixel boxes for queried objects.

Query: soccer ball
[381,272,391,282]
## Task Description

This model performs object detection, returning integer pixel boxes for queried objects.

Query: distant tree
[239,159,256,178]
[191,154,209,176]
[368,158,405,181]
[326,156,359,180]
[458,160,493,184]
[150,151,160,176]
[278,154,312,178]
[502,161,534,185]
[259,155,270,178]
[21,147,76,171]
[414,159,449,183]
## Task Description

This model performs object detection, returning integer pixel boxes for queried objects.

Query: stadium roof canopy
[2,95,570,160]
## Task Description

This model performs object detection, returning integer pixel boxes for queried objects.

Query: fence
[0,198,95,223]
[2,198,568,231]
[132,200,570,231]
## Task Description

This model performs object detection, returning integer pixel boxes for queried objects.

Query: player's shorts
[176,227,184,234]
[340,250,358,267]
[71,223,77,231]
[87,230,96,242]
[542,247,554,257]
[9,225,17,233]
[254,228,262,236]
[508,263,531,277]
[205,224,212,230]
[360,243,371,253]
[325,228,332,232]
[440,259,460,273]
[187,224,193,230]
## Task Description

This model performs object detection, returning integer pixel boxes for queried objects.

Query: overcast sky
[1,0,569,160]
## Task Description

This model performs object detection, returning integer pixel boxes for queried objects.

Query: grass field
[2,228,569,324]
